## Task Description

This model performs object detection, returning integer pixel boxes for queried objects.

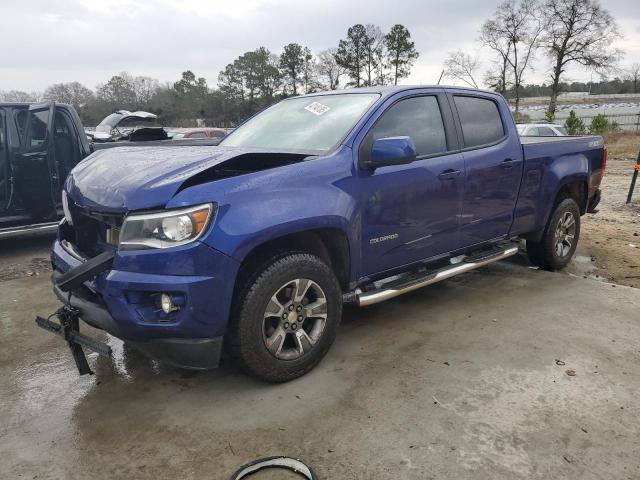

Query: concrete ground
[1,237,639,479]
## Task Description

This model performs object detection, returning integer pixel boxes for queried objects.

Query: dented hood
[65,146,259,212]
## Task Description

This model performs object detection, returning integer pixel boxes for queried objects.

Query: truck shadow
[68,259,537,452]
[84,256,532,387]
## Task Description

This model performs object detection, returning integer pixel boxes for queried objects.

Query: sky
[1,0,638,93]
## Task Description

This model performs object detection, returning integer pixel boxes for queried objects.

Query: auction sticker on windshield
[304,102,331,116]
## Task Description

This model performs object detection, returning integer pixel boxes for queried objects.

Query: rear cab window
[368,95,448,157]
[453,95,505,148]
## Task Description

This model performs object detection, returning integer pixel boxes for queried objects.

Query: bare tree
[480,19,512,97]
[541,0,623,113]
[626,63,640,94]
[0,90,41,102]
[301,48,316,94]
[363,24,386,86]
[132,76,160,106]
[443,50,480,88]
[43,82,94,108]
[481,0,541,112]
[317,49,344,90]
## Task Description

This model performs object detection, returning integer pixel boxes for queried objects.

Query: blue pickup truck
[43,86,605,382]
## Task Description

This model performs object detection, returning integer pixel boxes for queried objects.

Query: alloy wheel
[554,211,576,258]
[262,278,328,360]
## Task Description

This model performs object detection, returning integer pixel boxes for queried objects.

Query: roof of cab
[297,85,501,100]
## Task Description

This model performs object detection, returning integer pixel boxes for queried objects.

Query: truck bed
[521,134,604,169]
[510,134,605,238]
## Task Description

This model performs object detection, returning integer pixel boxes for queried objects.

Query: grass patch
[603,131,640,160]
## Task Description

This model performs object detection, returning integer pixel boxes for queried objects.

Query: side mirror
[367,136,417,169]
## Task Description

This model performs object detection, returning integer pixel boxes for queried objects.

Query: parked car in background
[167,127,228,142]
[517,123,568,136]
[86,110,161,142]
[48,86,606,382]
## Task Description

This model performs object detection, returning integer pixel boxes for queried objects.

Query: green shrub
[588,114,619,135]
[564,111,586,135]
[544,110,555,123]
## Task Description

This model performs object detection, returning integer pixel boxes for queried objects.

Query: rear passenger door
[359,92,465,275]
[450,93,523,247]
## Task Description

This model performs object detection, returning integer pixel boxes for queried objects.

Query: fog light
[160,293,178,314]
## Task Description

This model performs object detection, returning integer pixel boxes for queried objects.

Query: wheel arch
[554,178,589,215]
[234,227,352,292]
[522,176,588,243]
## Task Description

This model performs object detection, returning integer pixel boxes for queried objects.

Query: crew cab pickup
[46,86,606,382]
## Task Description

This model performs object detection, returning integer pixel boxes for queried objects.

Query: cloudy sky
[1,0,638,93]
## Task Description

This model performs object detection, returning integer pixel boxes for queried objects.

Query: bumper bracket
[35,306,112,375]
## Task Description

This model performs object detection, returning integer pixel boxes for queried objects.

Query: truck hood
[66,145,311,213]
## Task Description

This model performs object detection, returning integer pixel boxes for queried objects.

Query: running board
[0,221,59,239]
[354,245,520,307]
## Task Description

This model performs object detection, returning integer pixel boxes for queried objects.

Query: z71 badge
[369,233,399,245]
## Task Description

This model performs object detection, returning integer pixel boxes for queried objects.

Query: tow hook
[35,306,112,375]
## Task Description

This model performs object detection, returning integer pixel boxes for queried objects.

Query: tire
[227,252,342,382]
[526,198,581,270]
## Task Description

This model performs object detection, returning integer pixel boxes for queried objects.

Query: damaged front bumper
[43,236,239,372]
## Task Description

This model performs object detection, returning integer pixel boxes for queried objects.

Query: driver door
[17,102,57,219]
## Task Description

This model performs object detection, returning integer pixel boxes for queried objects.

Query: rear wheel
[527,198,581,270]
[228,253,342,382]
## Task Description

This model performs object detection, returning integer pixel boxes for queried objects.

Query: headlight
[119,203,215,249]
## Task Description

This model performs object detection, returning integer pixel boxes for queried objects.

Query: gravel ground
[564,138,640,288]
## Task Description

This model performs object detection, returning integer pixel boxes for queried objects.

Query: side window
[189,132,208,139]
[15,109,28,142]
[24,109,50,151]
[454,96,505,147]
[369,96,447,156]
[0,112,5,151]
[53,109,80,179]
[537,126,556,136]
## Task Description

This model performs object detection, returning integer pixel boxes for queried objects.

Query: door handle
[438,169,462,180]
[501,158,517,169]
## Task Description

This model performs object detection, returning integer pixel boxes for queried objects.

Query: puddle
[565,254,608,282]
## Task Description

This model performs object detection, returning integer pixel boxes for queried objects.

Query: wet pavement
[1,238,640,479]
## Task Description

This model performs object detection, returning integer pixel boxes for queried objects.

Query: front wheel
[527,198,581,270]
[227,253,342,382]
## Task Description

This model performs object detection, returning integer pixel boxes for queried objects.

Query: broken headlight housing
[119,203,216,250]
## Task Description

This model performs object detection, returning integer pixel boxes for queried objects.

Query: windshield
[221,93,379,153]
[556,126,568,135]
